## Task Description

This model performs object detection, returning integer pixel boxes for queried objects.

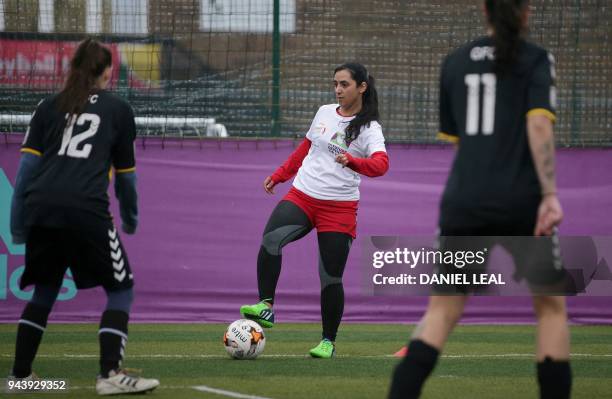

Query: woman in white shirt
[240,63,389,358]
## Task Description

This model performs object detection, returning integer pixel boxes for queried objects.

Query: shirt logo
[470,46,495,61]
[313,122,327,135]
[328,131,348,157]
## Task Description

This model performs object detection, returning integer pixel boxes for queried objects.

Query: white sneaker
[96,369,159,395]
[8,373,37,381]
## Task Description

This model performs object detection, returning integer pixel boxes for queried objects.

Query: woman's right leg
[96,289,159,395]
[257,200,312,304]
[98,287,134,378]
[93,226,159,395]
[241,200,312,327]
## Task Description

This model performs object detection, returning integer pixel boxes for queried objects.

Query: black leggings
[257,200,352,341]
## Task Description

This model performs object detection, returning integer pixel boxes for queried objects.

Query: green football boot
[309,339,335,358]
[240,301,275,328]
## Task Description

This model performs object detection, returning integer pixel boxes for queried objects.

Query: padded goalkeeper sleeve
[114,171,138,234]
[11,152,41,244]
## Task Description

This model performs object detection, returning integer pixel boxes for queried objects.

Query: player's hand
[263,176,277,194]
[11,226,27,244]
[335,153,350,166]
[122,223,137,235]
[534,194,563,236]
[12,234,26,245]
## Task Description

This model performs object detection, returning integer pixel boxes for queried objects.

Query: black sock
[99,310,129,378]
[537,357,572,399]
[257,245,282,305]
[321,283,344,341]
[388,340,440,399]
[12,303,51,378]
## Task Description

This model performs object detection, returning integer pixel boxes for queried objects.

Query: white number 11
[465,73,496,135]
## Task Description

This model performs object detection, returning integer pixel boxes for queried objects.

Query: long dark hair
[334,62,380,145]
[57,38,112,115]
[485,0,529,74]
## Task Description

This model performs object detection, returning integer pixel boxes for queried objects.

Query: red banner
[0,39,121,89]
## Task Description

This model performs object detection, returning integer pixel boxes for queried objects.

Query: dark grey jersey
[438,36,556,220]
[22,90,136,230]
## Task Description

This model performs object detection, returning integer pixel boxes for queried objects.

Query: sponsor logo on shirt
[470,46,495,61]
[328,131,348,157]
[313,122,327,135]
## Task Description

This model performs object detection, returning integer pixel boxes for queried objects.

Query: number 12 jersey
[21,90,137,231]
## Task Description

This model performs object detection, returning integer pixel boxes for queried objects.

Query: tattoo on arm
[539,139,556,189]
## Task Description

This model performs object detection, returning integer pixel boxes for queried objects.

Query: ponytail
[485,0,529,74]
[334,62,380,145]
[57,38,112,116]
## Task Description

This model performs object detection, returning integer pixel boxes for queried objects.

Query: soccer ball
[223,319,266,359]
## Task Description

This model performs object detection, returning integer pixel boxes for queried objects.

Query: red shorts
[284,187,358,238]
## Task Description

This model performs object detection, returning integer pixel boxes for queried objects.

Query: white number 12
[58,113,100,158]
[465,73,496,135]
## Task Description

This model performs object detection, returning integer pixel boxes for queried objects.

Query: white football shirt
[293,104,386,200]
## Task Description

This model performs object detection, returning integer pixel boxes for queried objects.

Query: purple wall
[1,137,611,324]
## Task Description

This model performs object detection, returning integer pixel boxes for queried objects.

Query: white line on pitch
[193,385,274,399]
[0,353,308,359]
[68,385,204,390]
[0,353,610,359]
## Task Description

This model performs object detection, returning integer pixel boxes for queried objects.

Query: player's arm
[11,100,45,244]
[527,115,561,236]
[528,116,556,197]
[114,172,137,234]
[112,104,138,234]
[436,56,459,147]
[336,126,389,177]
[265,138,311,194]
[11,153,41,244]
[527,51,562,236]
[337,151,389,177]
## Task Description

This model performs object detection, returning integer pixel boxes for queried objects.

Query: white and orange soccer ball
[223,319,266,359]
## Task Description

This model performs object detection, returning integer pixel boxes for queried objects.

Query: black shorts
[22,224,134,291]
[433,222,569,295]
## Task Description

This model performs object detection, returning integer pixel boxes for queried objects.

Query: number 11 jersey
[438,36,556,220]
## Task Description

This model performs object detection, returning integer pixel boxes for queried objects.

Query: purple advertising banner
[1,137,611,324]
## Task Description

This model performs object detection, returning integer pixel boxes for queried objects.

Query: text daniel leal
[373,273,506,285]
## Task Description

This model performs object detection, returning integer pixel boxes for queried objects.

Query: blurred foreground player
[9,38,159,395]
[389,1,571,398]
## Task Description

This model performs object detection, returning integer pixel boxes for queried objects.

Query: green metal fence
[0,1,610,145]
